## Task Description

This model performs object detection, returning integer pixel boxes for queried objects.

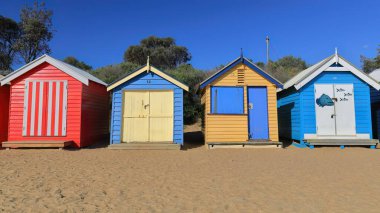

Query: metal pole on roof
[147,55,150,72]
[266,36,270,65]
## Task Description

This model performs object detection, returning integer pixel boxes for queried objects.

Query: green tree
[124,36,191,69]
[64,56,92,71]
[266,56,307,82]
[14,1,53,63]
[166,64,206,124]
[361,46,380,73]
[0,16,20,71]
[91,62,140,84]
[255,61,265,70]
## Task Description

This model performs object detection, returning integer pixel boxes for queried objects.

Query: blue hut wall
[110,72,184,144]
[370,88,380,138]
[278,71,373,141]
[277,88,301,141]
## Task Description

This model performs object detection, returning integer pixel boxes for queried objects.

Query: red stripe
[42,82,49,136]
[51,82,56,136]
[34,82,40,136]
[58,82,63,135]
[26,82,33,136]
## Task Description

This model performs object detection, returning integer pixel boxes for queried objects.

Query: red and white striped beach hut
[0,55,109,149]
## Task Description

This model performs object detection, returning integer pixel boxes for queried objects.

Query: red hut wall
[80,81,109,147]
[8,62,83,147]
[0,85,10,144]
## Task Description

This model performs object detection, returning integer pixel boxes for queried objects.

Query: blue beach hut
[107,61,189,149]
[277,52,380,148]
[369,69,380,140]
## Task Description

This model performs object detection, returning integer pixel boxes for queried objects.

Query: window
[211,86,244,114]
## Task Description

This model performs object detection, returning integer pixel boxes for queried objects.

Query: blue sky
[1,0,380,70]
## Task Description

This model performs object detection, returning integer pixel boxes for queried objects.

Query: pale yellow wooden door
[148,91,174,142]
[122,91,149,142]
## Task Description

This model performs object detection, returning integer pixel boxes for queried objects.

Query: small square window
[211,86,244,114]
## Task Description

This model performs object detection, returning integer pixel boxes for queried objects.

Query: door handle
[144,104,150,109]
[331,114,336,118]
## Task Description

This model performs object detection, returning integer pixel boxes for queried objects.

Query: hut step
[108,143,180,150]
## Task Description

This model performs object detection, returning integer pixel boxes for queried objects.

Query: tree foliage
[361,46,380,73]
[13,1,53,63]
[91,62,140,84]
[166,64,207,124]
[64,56,92,71]
[0,16,20,71]
[266,56,308,82]
[124,36,191,69]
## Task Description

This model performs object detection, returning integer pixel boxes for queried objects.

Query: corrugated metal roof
[281,54,380,91]
[282,55,334,90]
[0,55,107,86]
[48,56,107,86]
[369,68,380,81]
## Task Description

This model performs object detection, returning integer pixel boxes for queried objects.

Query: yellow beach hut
[199,55,283,148]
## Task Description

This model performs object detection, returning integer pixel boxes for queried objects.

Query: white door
[314,84,356,136]
[315,84,336,135]
[334,84,356,135]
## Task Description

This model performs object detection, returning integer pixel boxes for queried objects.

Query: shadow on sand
[182,131,204,150]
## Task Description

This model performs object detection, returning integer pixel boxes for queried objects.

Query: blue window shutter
[211,87,244,114]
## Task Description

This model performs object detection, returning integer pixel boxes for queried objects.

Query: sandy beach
[0,129,380,212]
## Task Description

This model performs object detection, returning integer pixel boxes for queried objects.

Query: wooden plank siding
[203,63,279,143]
[301,71,373,139]
[110,72,184,145]
[0,85,10,144]
[8,62,83,147]
[80,81,109,147]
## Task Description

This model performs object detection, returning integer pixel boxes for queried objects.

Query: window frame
[209,86,245,115]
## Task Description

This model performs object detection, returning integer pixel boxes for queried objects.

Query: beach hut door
[315,84,356,136]
[22,80,68,137]
[122,91,173,142]
[248,87,269,140]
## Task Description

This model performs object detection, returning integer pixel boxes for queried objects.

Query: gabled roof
[107,63,189,91]
[199,56,283,89]
[0,54,107,86]
[281,54,380,91]
[369,68,380,81]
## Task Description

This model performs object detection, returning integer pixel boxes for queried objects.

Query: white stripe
[22,81,29,136]
[47,81,53,136]
[62,81,68,136]
[54,81,60,136]
[30,81,36,136]
[37,81,44,136]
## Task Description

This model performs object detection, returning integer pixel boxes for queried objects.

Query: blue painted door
[248,87,269,140]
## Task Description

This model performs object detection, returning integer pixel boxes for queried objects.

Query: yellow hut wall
[203,63,279,143]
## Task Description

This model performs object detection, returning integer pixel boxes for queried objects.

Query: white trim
[0,54,107,86]
[293,55,380,90]
[304,134,370,139]
[47,81,53,136]
[107,65,189,91]
[22,81,29,136]
[54,81,60,136]
[37,81,44,136]
[325,67,348,71]
[62,81,68,136]
[30,81,36,136]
